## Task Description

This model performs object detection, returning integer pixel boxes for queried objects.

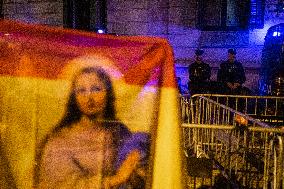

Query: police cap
[228,48,236,55]
[195,49,204,56]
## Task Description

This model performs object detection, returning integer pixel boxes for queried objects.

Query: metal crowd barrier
[180,95,284,189]
[182,94,284,127]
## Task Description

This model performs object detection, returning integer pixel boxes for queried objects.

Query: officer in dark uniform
[217,48,246,95]
[188,49,211,95]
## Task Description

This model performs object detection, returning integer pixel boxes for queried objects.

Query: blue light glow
[97,29,105,34]
[273,31,281,37]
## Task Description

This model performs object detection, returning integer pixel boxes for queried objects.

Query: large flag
[0,20,183,189]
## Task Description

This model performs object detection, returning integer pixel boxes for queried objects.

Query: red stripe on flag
[0,20,177,88]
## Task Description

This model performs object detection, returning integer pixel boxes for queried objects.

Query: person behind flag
[188,49,211,95]
[36,66,149,189]
[217,48,246,95]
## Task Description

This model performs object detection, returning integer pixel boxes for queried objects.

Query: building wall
[106,0,284,93]
[3,0,63,26]
[3,0,284,93]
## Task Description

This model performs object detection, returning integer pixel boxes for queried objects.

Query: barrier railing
[180,95,284,189]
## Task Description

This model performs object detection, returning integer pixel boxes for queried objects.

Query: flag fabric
[0,20,183,189]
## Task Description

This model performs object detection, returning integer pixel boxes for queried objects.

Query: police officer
[188,49,211,95]
[217,48,246,95]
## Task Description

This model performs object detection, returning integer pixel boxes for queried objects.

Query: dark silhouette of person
[188,49,211,95]
[217,49,246,95]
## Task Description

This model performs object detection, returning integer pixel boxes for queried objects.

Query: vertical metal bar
[236,97,239,111]
[263,132,269,189]
[275,136,283,189]
[265,98,268,116]
[245,97,248,114]
[255,98,258,116]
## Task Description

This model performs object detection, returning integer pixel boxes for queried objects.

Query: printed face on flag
[0,20,182,189]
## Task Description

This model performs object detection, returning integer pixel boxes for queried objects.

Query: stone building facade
[2,0,284,92]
